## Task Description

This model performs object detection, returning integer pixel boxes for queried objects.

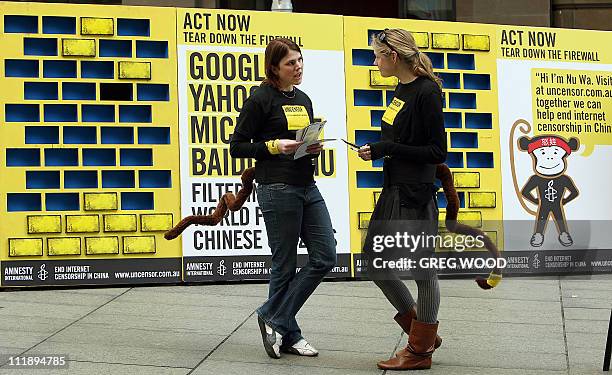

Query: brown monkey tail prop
[436,164,502,290]
[164,164,501,289]
[163,167,255,240]
[509,119,537,216]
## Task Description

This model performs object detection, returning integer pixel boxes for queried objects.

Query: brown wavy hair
[262,37,302,89]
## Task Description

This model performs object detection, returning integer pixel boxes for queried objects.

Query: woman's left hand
[306,142,323,154]
[358,144,371,160]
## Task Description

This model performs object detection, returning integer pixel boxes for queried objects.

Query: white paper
[293,120,327,159]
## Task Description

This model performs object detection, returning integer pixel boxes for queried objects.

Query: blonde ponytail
[415,51,442,89]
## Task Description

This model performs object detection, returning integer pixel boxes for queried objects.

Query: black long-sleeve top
[369,76,447,207]
[229,84,317,185]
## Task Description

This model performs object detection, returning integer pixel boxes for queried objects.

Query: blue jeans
[256,182,337,347]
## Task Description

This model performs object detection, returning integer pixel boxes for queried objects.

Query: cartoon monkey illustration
[510,120,580,247]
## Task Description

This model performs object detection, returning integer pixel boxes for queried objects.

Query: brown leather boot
[377,320,438,370]
[393,308,442,357]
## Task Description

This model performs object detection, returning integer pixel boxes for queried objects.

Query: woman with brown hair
[230,38,337,359]
[359,28,447,370]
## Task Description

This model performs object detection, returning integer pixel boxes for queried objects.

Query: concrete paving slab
[191,359,383,375]
[440,286,560,302]
[169,283,269,297]
[432,347,567,371]
[44,324,226,351]
[568,344,608,371]
[422,366,568,375]
[315,280,561,302]
[0,301,96,320]
[92,301,255,321]
[564,307,611,321]
[437,298,562,325]
[562,288,612,301]
[0,316,75,335]
[303,294,401,310]
[0,290,120,306]
[207,342,391,371]
[563,297,612,309]
[439,320,565,339]
[566,331,609,350]
[564,318,611,334]
[0,330,51,349]
[438,332,566,355]
[115,289,263,309]
[0,346,32,358]
[79,312,251,336]
[0,361,190,375]
[0,277,610,374]
[291,305,399,324]
[26,341,211,368]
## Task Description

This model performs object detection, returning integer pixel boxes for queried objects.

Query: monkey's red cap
[527,136,572,155]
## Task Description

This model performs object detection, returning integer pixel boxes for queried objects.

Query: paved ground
[0,275,610,374]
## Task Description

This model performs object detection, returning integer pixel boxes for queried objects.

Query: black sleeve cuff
[254,141,271,160]
[369,141,388,160]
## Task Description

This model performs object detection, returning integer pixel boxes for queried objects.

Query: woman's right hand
[358,144,372,161]
[276,139,304,155]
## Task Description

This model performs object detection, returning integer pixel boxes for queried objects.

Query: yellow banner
[532,69,612,156]
[178,8,343,50]
[498,26,612,63]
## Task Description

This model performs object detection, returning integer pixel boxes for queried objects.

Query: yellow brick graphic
[48,238,81,256]
[66,215,100,233]
[123,236,156,254]
[469,192,496,208]
[369,70,398,87]
[453,172,480,188]
[463,34,490,51]
[358,212,371,229]
[119,62,151,79]
[27,215,61,234]
[84,193,118,211]
[458,211,482,227]
[373,191,381,206]
[81,17,114,35]
[85,237,119,255]
[9,238,43,257]
[484,231,497,247]
[438,213,446,228]
[432,33,460,49]
[62,39,96,57]
[141,214,173,232]
[411,32,429,48]
[104,214,137,232]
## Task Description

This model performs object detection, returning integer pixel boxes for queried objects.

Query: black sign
[184,253,351,282]
[1,258,182,287]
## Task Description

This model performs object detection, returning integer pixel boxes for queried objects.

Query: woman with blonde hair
[359,28,446,371]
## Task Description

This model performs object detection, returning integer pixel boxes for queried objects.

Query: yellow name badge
[382,98,406,125]
[282,105,310,130]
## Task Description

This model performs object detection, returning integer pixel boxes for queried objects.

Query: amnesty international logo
[217,260,227,276]
[544,180,557,203]
[37,264,48,281]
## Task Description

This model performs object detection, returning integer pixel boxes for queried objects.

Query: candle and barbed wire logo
[217,260,227,276]
[37,264,48,281]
